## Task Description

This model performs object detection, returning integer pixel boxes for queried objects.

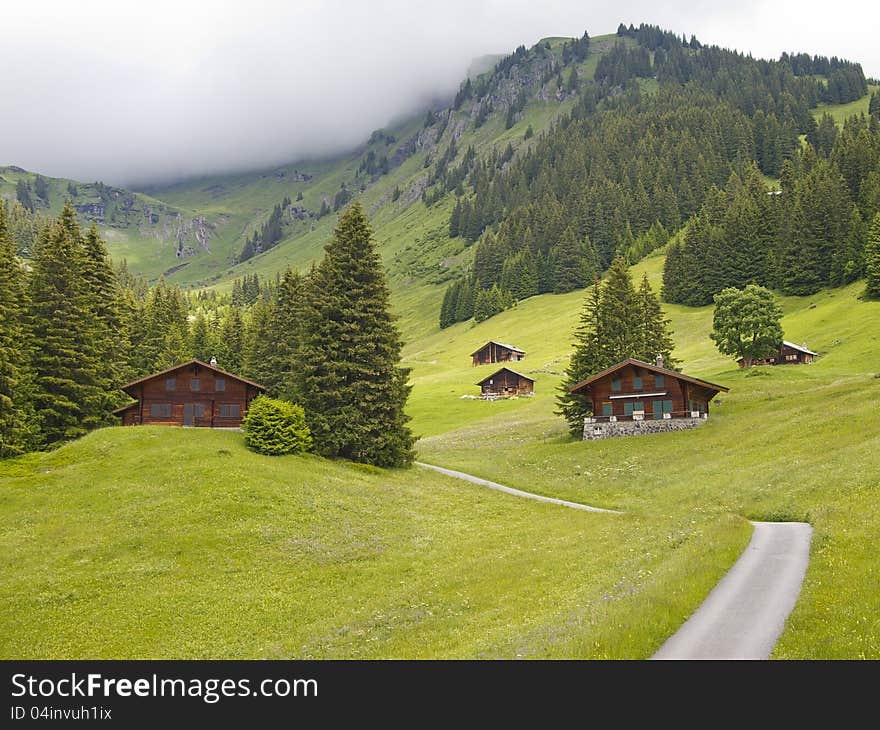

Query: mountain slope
[140,33,629,288]
[0,166,227,278]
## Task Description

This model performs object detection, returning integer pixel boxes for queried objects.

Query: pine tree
[597,256,641,359]
[242,298,277,387]
[297,203,414,466]
[473,287,492,323]
[0,206,39,456]
[439,281,460,328]
[189,311,214,361]
[454,279,475,322]
[551,226,588,293]
[864,212,880,299]
[265,268,304,398]
[557,280,603,436]
[870,91,880,120]
[634,274,677,367]
[137,278,189,373]
[215,307,245,374]
[28,205,108,444]
[81,225,127,410]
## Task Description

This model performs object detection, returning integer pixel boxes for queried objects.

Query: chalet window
[611,377,621,392]
[602,402,612,417]
[653,399,673,419]
[219,404,240,419]
[165,378,176,392]
[624,401,644,417]
[215,378,226,392]
[150,403,172,418]
[654,374,664,388]
[633,375,643,390]
[191,378,201,392]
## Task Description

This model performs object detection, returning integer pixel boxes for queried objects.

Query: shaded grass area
[0,427,750,659]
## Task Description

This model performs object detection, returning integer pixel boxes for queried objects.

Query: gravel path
[417,462,812,660]
[415,462,620,514]
[652,521,813,660]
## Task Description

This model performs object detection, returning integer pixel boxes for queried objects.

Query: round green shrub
[242,396,312,456]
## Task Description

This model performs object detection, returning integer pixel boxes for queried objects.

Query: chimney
[210,356,217,366]
[655,354,664,368]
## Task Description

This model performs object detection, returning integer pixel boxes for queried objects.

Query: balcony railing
[585,410,707,424]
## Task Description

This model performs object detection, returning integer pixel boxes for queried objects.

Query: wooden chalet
[570,358,729,423]
[477,367,534,398]
[112,359,265,428]
[737,341,817,367]
[471,341,526,367]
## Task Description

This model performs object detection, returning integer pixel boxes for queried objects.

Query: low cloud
[0,1,876,187]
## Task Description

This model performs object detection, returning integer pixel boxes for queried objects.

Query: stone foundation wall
[583,416,707,440]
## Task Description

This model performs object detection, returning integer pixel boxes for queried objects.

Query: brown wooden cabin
[112,359,265,428]
[737,341,817,367]
[477,367,534,398]
[471,341,526,367]
[569,358,728,421]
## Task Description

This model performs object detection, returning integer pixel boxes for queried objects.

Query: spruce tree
[597,256,641,359]
[551,226,587,293]
[82,225,127,409]
[215,307,245,374]
[557,279,603,435]
[0,206,39,456]
[28,205,108,444]
[634,274,677,367]
[242,298,277,388]
[265,268,304,398]
[864,212,880,299]
[297,203,414,466]
[189,311,213,361]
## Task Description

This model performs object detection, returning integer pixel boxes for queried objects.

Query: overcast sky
[1,1,877,188]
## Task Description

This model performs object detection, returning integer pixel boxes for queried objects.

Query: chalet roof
[569,358,729,395]
[111,401,139,415]
[476,367,535,386]
[470,340,526,357]
[782,340,818,356]
[120,359,267,394]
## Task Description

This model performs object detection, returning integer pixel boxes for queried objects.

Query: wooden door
[184,403,195,426]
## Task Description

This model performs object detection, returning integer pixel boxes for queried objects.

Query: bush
[242,396,312,456]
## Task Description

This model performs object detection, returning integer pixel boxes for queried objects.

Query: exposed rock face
[74,202,106,221]
[288,206,314,221]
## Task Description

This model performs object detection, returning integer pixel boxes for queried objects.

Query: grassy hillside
[0,427,749,659]
[414,261,880,658]
[0,166,231,279]
[3,253,878,659]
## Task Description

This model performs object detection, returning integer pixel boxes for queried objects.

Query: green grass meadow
[2,255,879,658]
[0,427,749,659]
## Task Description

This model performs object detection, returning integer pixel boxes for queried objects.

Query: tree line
[437,23,870,328]
[1,202,414,467]
[663,114,880,303]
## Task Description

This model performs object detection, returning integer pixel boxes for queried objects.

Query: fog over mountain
[1,0,877,187]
